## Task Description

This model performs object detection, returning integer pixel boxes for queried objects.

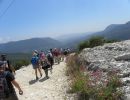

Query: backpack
[41,60,50,70]
[47,53,53,60]
[31,56,39,65]
[40,52,45,61]
[0,71,10,98]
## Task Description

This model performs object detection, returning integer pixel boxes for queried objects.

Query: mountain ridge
[1,21,130,53]
[0,37,62,53]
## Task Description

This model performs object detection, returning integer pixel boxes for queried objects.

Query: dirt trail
[14,62,74,100]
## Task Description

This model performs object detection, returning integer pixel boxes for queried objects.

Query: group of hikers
[0,48,70,100]
[31,48,70,80]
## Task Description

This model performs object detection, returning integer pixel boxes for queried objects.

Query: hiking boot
[46,76,49,79]
[36,77,39,80]
[40,74,42,77]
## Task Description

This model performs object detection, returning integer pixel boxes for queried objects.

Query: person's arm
[11,80,23,95]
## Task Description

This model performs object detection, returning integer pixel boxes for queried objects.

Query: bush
[6,53,31,70]
[78,41,89,52]
[105,39,119,43]
[13,59,30,70]
[77,36,118,52]
[89,36,104,48]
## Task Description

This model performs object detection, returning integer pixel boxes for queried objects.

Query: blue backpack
[31,56,39,65]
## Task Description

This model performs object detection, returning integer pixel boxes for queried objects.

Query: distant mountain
[0,37,62,53]
[57,21,130,49]
[56,32,92,42]
[93,21,130,40]
[1,21,130,53]
[55,32,93,48]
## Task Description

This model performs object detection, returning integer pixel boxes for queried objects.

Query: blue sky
[0,0,130,43]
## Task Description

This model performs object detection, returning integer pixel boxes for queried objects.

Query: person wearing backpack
[31,52,42,80]
[46,51,54,69]
[0,54,16,75]
[41,55,51,79]
[0,61,23,100]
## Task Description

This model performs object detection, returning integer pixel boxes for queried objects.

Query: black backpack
[47,53,53,60]
[0,71,10,99]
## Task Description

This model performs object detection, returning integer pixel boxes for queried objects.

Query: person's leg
[50,61,53,74]
[49,60,52,69]
[46,68,49,78]
[58,56,60,64]
[56,56,58,64]
[38,67,42,77]
[63,55,65,61]
[44,68,49,78]
[35,68,38,80]
[54,56,56,64]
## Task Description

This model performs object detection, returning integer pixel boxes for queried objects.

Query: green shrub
[105,39,119,43]
[14,59,30,70]
[78,41,89,51]
[78,36,119,51]
[71,75,86,92]
[89,36,105,48]
[6,53,31,70]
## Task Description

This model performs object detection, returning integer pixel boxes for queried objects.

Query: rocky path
[14,62,74,100]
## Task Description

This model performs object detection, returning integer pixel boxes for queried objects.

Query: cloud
[0,37,11,43]
[0,37,3,42]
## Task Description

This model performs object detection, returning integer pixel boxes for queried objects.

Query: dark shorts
[48,59,54,66]
[32,64,39,69]
[42,65,50,70]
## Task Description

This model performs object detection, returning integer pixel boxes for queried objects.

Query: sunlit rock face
[79,40,130,99]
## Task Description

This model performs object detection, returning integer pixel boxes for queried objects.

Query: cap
[34,50,38,53]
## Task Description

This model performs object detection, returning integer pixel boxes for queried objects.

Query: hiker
[60,48,64,62]
[39,50,46,61]
[67,48,71,54]
[31,52,42,80]
[50,49,54,56]
[41,56,50,79]
[0,54,16,75]
[46,50,54,70]
[39,50,46,69]
[63,49,68,60]
[0,61,23,100]
[53,48,60,64]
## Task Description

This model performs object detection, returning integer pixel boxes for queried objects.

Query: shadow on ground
[39,77,49,82]
[29,79,38,85]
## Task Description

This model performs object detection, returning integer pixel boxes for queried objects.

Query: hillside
[92,21,130,40]
[0,37,62,53]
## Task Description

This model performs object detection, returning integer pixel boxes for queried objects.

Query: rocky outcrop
[79,40,130,99]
